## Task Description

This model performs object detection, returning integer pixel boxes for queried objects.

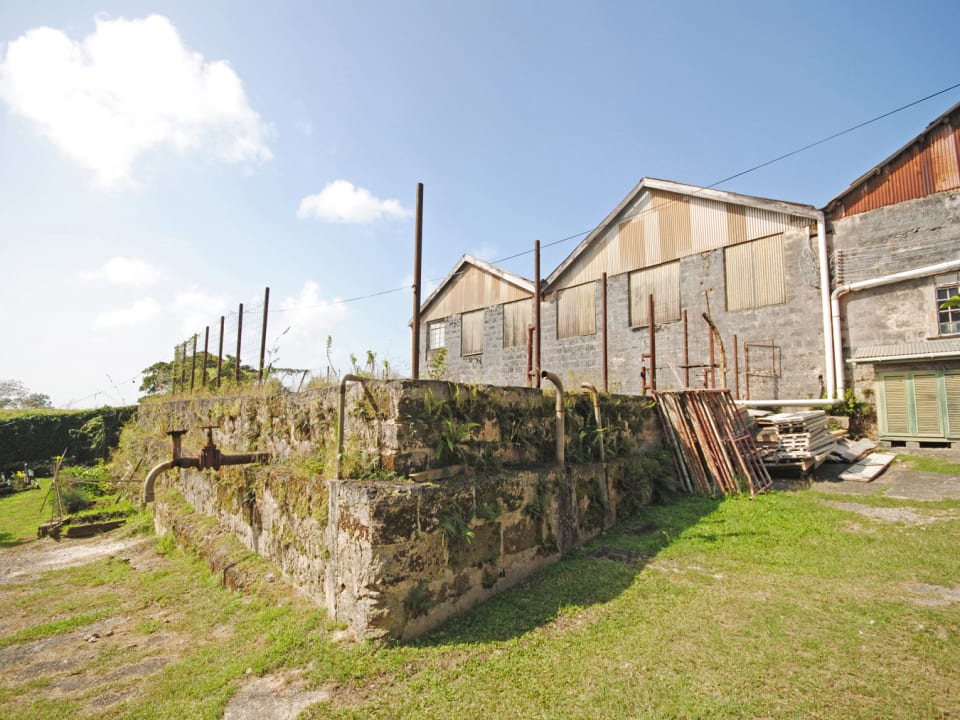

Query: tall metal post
[683,309,690,388]
[534,240,541,389]
[258,286,270,385]
[412,182,423,379]
[172,345,180,393]
[201,326,210,388]
[217,316,225,388]
[180,341,187,390]
[189,334,198,393]
[526,325,534,387]
[235,303,243,384]
[601,272,608,393]
[648,294,656,392]
[733,334,740,399]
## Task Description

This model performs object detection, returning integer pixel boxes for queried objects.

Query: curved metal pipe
[142,457,200,506]
[581,383,604,463]
[541,371,564,466]
[337,374,364,480]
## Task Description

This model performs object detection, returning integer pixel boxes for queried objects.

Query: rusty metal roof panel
[826,100,960,219]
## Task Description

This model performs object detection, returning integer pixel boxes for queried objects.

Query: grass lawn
[0,478,50,547]
[1,488,958,719]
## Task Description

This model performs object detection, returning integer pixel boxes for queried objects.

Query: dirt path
[0,534,153,585]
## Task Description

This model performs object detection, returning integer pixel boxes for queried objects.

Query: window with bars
[461,310,484,356]
[428,321,445,350]
[724,233,786,312]
[629,261,681,327]
[936,273,960,335]
[557,282,597,339]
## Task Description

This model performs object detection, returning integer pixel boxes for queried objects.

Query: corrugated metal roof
[825,99,960,219]
[545,178,819,291]
[418,255,534,323]
[851,338,960,363]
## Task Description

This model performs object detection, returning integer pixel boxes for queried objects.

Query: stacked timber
[755,411,837,468]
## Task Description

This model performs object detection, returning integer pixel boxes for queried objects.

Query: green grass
[895,452,960,475]
[0,478,50,546]
[1,489,959,719]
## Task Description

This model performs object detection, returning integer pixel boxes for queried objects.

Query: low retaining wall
[123,380,669,640]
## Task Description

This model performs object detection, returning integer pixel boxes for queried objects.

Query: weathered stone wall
[127,380,667,640]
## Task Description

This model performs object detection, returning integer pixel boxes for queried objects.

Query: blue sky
[1,1,958,407]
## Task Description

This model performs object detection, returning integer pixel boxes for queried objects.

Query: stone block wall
[126,380,668,640]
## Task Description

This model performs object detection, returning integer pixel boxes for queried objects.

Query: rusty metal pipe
[337,374,364,479]
[541,371,564,466]
[581,383,604,463]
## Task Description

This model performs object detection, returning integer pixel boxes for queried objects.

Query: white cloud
[297,180,412,223]
[86,256,164,286]
[173,286,228,335]
[0,14,273,189]
[94,298,161,328]
[271,281,350,368]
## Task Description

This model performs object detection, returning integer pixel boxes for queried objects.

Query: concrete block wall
[434,227,828,401]
[830,187,960,399]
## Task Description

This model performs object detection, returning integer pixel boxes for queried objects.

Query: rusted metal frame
[653,393,695,493]
[733,335,739,400]
[697,390,745,494]
[702,313,727,389]
[654,393,698,492]
[601,272,608,393]
[700,389,772,494]
[412,182,423,380]
[235,303,243,384]
[680,392,729,494]
[689,391,738,494]
[216,315,225,388]
[701,390,753,495]
[258,286,270,385]
[201,326,209,388]
[683,309,690,388]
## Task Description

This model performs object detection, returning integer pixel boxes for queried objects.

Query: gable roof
[824,99,960,218]
[545,177,819,290]
[418,254,534,322]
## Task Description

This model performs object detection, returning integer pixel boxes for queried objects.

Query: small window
[428,321,446,350]
[461,310,484,356]
[557,283,597,339]
[936,273,960,335]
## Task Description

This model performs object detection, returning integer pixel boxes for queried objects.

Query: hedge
[0,406,137,471]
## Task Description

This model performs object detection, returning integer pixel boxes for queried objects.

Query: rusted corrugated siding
[557,282,597,338]
[628,261,680,326]
[422,265,530,322]
[828,108,960,219]
[502,298,532,348]
[556,189,811,289]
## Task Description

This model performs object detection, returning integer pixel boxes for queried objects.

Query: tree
[0,379,52,409]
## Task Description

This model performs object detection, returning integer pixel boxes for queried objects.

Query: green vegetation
[3,486,958,719]
[0,478,48,546]
[0,406,137,470]
[896,453,960,475]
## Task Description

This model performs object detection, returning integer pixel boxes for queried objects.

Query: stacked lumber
[655,389,772,497]
[755,411,837,463]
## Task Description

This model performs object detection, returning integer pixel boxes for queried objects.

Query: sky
[1,1,959,408]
